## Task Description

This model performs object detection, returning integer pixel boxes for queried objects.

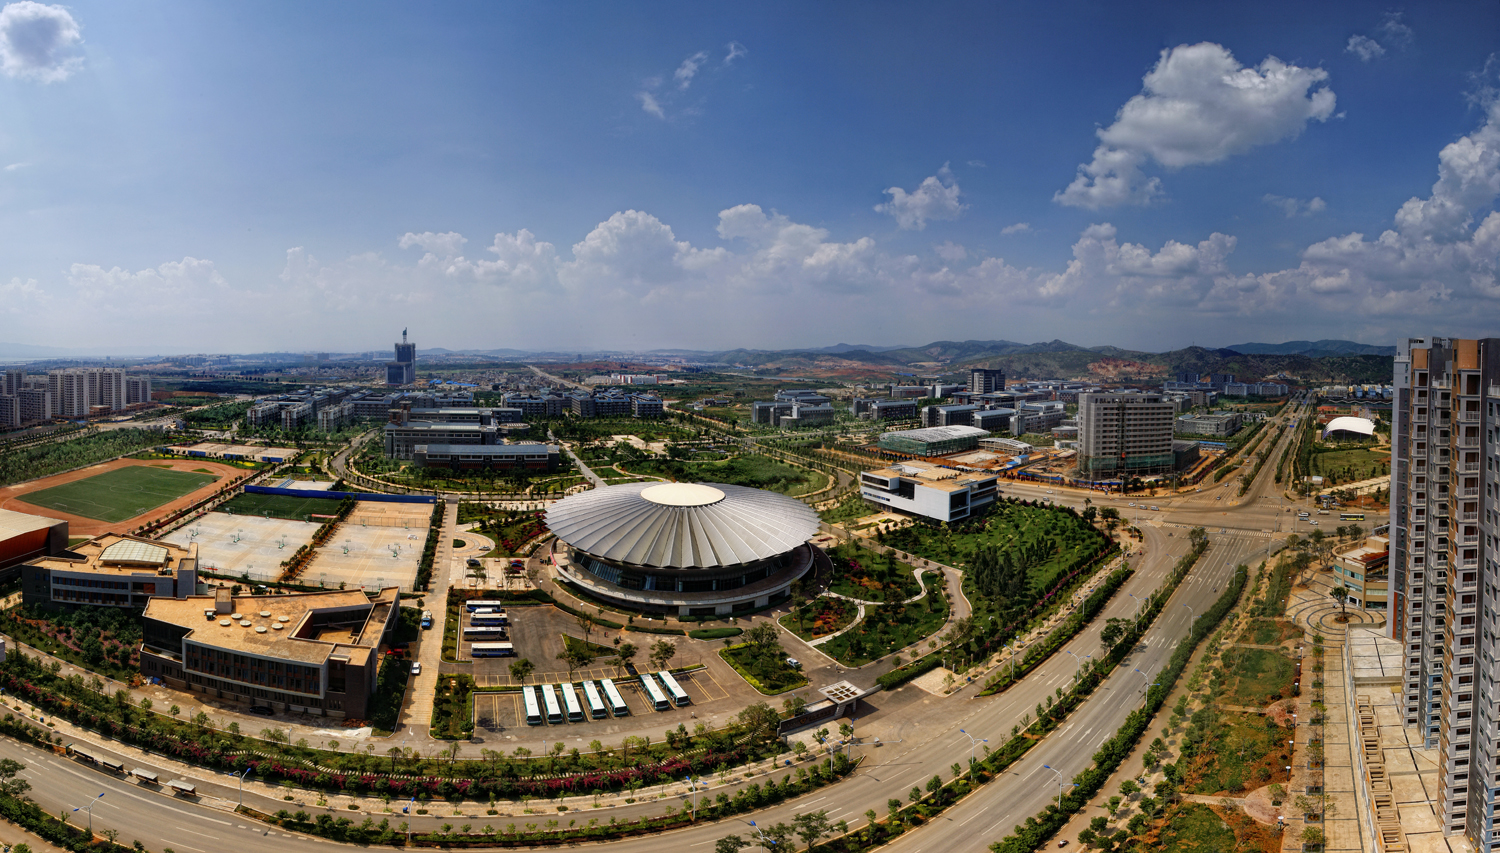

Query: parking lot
[459,601,767,744]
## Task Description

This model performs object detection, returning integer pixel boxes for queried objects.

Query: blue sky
[1,1,1498,355]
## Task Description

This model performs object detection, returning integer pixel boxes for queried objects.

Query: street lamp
[230,766,254,807]
[684,776,699,821]
[1041,764,1078,809]
[749,820,777,850]
[958,728,988,766]
[71,792,104,836]
[1127,592,1143,620]
[1183,603,1195,643]
[1002,643,1017,682]
[1065,649,1082,681]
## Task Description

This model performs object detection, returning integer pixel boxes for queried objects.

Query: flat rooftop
[173,442,299,458]
[0,508,65,538]
[866,461,998,492]
[30,534,196,576]
[144,587,398,666]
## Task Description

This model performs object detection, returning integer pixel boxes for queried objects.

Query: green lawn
[1157,802,1238,853]
[627,454,828,497]
[19,465,218,522]
[1188,710,1292,795]
[1221,647,1297,706]
[1311,445,1390,481]
[219,490,342,521]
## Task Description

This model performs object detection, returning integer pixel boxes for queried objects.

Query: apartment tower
[1390,337,1500,846]
[969,366,1006,395]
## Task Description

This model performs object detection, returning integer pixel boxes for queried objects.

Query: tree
[1119,779,1140,798]
[615,642,637,667]
[509,658,535,683]
[736,702,780,737]
[558,644,594,679]
[714,836,749,853]
[648,639,677,671]
[1330,584,1349,619]
[0,758,30,799]
[793,810,832,848]
[573,612,596,648]
[745,622,780,656]
[1100,617,1130,648]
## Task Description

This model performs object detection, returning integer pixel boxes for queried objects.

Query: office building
[1334,534,1388,612]
[923,404,979,428]
[630,394,664,418]
[140,586,400,719]
[876,425,989,456]
[549,482,818,616]
[969,367,1007,395]
[871,400,918,421]
[1176,412,1245,438]
[21,534,197,610]
[1077,391,1176,479]
[859,461,998,523]
[1388,336,1500,845]
[779,401,833,428]
[411,443,560,471]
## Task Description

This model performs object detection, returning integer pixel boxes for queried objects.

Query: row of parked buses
[521,672,689,725]
[464,603,516,658]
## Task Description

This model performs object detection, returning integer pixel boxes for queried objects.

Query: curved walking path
[807,603,866,647]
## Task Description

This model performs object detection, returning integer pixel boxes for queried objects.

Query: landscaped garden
[779,597,858,641]
[824,541,922,601]
[458,505,549,555]
[0,604,143,682]
[1219,647,1297,707]
[818,573,949,667]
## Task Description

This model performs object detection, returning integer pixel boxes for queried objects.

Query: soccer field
[219,490,343,521]
[18,466,219,523]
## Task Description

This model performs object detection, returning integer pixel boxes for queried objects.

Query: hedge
[688,627,744,640]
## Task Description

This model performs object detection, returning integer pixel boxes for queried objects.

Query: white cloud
[1380,11,1414,49]
[1263,194,1326,217]
[724,41,747,67]
[875,164,967,230]
[0,1,80,82]
[3,162,27,171]
[398,231,467,256]
[966,160,987,168]
[1001,222,1031,235]
[1392,101,1500,240]
[674,51,709,90]
[637,90,665,119]
[1055,43,1336,209]
[1036,223,1236,305]
[0,276,41,311]
[934,241,967,262]
[1345,34,1385,62]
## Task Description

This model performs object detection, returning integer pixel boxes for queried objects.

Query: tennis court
[163,512,321,582]
[18,466,219,523]
[219,491,343,521]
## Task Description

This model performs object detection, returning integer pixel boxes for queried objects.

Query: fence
[244,485,435,504]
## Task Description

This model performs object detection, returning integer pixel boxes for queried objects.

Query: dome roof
[1321,416,1375,439]
[547,482,820,570]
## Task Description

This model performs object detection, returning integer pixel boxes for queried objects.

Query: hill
[1224,340,1396,357]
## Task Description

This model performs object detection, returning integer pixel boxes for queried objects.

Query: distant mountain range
[1224,340,1397,357]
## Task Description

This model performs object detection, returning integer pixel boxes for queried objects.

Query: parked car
[248,706,274,716]
[411,662,422,675]
[785,658,802,670]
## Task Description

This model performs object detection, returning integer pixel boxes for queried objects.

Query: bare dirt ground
[0,457,247,536]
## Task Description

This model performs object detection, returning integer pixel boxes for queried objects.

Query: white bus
[466,601,496,613]
[471,642,515,658]
[463,626,507,640]
[522,685,543,726]
[561,682,585,723]
[469,613,507,627]
[639,673,670,712]
[540,683,563,724]
[581,680,606,719]
[600,678,629,717]
[656,670,690,707]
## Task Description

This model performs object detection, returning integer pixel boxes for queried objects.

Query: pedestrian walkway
[397,500,458,736]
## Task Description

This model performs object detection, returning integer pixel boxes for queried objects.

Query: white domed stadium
[547,482,820,616]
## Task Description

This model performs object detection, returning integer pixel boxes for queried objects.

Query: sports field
[219,491,343,521]
[18,466,219,523]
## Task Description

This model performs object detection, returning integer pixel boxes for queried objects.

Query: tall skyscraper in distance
[387,328,417,386]
[1389,336,1499,846]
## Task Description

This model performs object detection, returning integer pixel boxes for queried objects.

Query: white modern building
[1077,391,1176,479]
[859,460,998,523]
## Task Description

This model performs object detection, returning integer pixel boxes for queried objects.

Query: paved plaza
[163,512,321,583]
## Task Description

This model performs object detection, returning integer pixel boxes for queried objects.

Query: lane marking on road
[177,829,219,840]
